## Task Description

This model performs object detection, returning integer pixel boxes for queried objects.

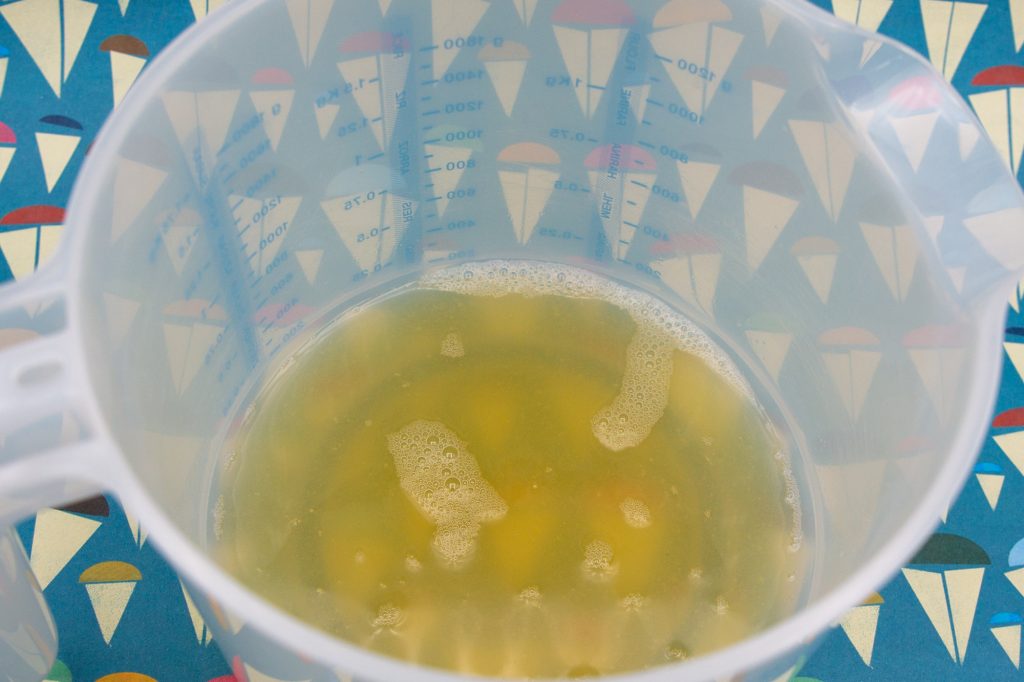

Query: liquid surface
[215,261,805,678]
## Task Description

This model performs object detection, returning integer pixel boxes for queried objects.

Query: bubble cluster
[387,420,508,569]
[619,497,652,529]
[404,555,422,573]
[582,540,618,583]
[440,331,465,358]
[620,593,646,612]
[372,603,404,631]
[665,641,689,661]
[518,586,542,608]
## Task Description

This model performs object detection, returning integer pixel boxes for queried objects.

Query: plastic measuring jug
[2,0,1024,679]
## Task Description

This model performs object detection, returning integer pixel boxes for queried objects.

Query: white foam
[440,331,465,358]
[619,497,652,529]
[387,420,508,569]
[582,540,618,582]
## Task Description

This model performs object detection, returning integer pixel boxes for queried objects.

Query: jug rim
[60,0,1013,679]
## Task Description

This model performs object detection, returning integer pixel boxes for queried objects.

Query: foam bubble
[372,603,404,631]
[619,497,652,529]
[440,331,465,358]
[620,593,646,612]
[582,540,618,582]
[387,420,508,569]
[518,586,542,608]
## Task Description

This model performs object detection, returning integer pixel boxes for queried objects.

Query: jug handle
[0,258,111,682]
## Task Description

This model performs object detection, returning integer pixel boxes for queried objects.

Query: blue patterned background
[3,0,1024,680]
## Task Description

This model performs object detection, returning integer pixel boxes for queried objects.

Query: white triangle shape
[112,158,167,242]
[315,103,339,138]
[789,120,856,221]
[622,84,650,123]
[839,604,881,666]
[796,253,837,303]
[483,60,526,117]
[1014,0,1024,52]
[85,581,137,644]
[970,90,1011,172]
[0,146,13,184]
[921,0,986,80]
[30,509,101,590]
[587,28,629,116]
[903,568,957,661]
[752,81,785,139]
[180,581,208,645]
[109,51,147,107]
[1,0,62,97]
[1008,568,1024,598]
[833,0,893,31]
[761,5,783,45]
[512,0,537,25]
[498,169,528,242]
[891,112,939,171]
[745,330,792,381]
[295,249,323,283]
[947,567,984,662]
[959,121,981,160]
[994,429,1024,476]
[861,38,883,67]
[976,473,1004,510]
[35,131,80,192]
[286,0,333,66]
[553,26,590,116]
[743,186,798,270]
[425,144,472,216]
[678,160,719,220]
[0,228,39,280]
[965,207,1024,269]
[124,511,147,547]
[118,0,130,14]
[657,254,721,315]
[250,90,294,150]
[432,0,490,80]
[860,223,918,301]
[992,625,1022,668]
[63,0,98,82]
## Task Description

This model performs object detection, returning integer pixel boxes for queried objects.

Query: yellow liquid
[215,261,805,678]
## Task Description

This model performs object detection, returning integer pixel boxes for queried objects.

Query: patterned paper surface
[1,0,1024,680]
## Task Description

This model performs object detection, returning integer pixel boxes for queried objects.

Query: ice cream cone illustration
[787,118,855,222]
[479,41,530,117]
[655,234,721,316]
[552,0,635,118]
[295,249,323,284]
[510,0,538,25]
[839,592,883,666]
[746,66,788,140]
[649,0,741,119]
[730,161,802,270]
[970,66,1024,177]
[991,612,1022,669]
[322,164,417,272]
[180,580,215,645]
[920,0,986,80]
[743,313,792,382]
[162,299,228,395]
[0,0,98,97]
[818,326,881,421]
[0,45,8,98]
[497,142,560,244]
[29,497,108,590]
[992,407,1024,476]
[677,143,721,220]
[972,462,1004,510]
[161,72,241,184]
[0,121,16,185]
[99,35,149,107]
[902,533,990,663]
[887,75,943,172]
[903,325,966,419]
[424,124,480,217]
[285,0,333,67]
[189,0,228,21]
[110,137,171,243]
[249,68,294,151]
[0,205,64,281]
[832,0,893,30]
[430,0,490,81]
[585,143,656,260]
[859,220,918,302]
[1006,537,1024,599]
[79,561,143,645]
[36,114,81,193]
[338,32,411,152]
[791,236,839,303]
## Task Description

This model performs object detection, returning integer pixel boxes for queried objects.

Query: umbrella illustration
[993,407,1024,476]
[497,142,560,244]
[920,0,986,81]
[991,612,1022,669]
[649,0,742,119]
[36,114,82,193]
[655,234,721,316]
[859,220,918,302]
[0,205,64,281]
[677,143,721,220]
[295,249,324,284]
[79,561,143,645]
[249,67,294,151]
[729,161,802,270]
[902,533,990,664]
[29,497,108,590]
[552,0,635,118]
[791,236,839,303]
[903,325,966,419]
[746,66,788,139]
[0,0,98,97]
[788,117,856,222]
[0,45,8,98]
[818,326,881,421]
[230,191,301,277]
[425,124,481,217]
[585,143,656,260]
[159,207,202,275]
[431,0,490,81]
[838,592,884,667]
[0,121,16,185]
[969,66,1024,177]
[973,462,1004,510]
[189,0,228,21]
[338,31,411,152]
[162,299,229,395]
[832,0,893,32]
[285,0,333,67]
[887,75,943,172]
[99,35,149,107]
[181,580,215,645]
[322,164,417,272]
[96,675,156,682]
[1007,538,1024,600]
[479,41,530,117]
[743,312,792,381]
